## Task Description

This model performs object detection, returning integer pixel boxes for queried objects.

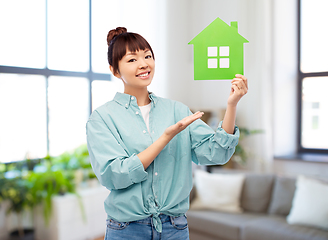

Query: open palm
[164,111,204,138]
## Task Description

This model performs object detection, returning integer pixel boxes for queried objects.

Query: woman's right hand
[138,111,203,169]
[164,111,204,140]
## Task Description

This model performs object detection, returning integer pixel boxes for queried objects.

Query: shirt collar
[114,92,158,109]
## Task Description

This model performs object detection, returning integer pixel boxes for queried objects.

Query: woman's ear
[109,65,121,79]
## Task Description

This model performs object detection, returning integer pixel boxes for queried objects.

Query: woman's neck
[124,88,150,106]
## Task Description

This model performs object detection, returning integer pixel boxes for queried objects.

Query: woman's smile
[114,49,155,90]
[136,71,151,79]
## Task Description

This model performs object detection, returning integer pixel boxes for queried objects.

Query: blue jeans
[104,214,189,240]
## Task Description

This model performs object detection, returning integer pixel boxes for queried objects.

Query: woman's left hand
[227,74,248,107]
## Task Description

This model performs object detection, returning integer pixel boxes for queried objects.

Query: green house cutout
[189,17,249,80]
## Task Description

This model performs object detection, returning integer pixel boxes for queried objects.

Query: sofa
[187,169,328,240]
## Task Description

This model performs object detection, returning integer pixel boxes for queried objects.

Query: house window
[0,0,161,163]
[208,59,217,68]
[207,46,230,68]
[207,47,217,68]
[219,58,229,68]
[219,46,229,56]
[0,0,108,162]
[219,46,229,68]
[208,47,217,57]
[298,0,328,153]
[0,0,137,162]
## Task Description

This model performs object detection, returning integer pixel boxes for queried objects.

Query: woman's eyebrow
[125,50,150,57]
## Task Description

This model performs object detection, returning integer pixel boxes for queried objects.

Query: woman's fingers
[232,74,248,90]
[232,83,248,93]
[235,74,248,84]
[182,111,204,126]
[228,74,248,106]
[232,78,247,87]
[179,112,204,129]
[165,111,204,137]
[231,84,239,93]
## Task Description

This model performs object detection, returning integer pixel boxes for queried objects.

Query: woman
[86,27,248,240]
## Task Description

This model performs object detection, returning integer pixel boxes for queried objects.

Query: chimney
[231,21,238,31]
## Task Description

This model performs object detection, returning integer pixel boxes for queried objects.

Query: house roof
[189,17,249,45]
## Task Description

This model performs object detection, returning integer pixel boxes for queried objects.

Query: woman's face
[112,48,155,91]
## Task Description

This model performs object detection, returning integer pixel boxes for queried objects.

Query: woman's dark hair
[107,27,155,74]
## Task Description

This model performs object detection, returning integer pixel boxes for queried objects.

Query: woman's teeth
[138,72,149,77]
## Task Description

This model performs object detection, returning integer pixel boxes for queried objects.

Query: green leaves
[27,170,76,224]
[51,144,91,170]
[0,144,91,226]
[232,128,264,165]
[0,176,36,215]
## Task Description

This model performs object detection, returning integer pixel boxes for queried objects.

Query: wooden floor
[93,236,104,240]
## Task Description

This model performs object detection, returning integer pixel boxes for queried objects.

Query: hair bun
[107,27,127,46]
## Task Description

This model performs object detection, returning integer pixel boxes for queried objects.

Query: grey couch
[187,170,328,240]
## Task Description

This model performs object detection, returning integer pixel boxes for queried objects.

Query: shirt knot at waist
[146,198,162,232]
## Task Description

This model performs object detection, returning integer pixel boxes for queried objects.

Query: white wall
[274,158,328,179]
[163,0,328,177]
[272,0,298,156]
[164,0,274,171]
[164,0,193,104]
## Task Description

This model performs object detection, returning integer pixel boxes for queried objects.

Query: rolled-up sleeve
[189,109,240,165]
[86,113,148,190]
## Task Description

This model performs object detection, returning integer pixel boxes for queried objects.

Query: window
[207,47,218,68]
[0,0,163,163]
[0,74,47,162]
[298,0,328,153]
[207,46,230,68]
[219,46,229,68]
[0,0,114,162]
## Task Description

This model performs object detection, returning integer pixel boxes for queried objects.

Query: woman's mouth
[136,71,150,79]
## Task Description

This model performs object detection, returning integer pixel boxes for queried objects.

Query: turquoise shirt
[86,92,239,232]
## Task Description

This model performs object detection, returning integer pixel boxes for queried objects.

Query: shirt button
[125,103,128,107]
[155,172,158,176]
[152,131,155,134]
[131,96,134,100]
[143,130,146,133]
[136,111,139,115]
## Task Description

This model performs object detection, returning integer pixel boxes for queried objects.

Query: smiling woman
[86,27,247,240]
[107,28,156,106]
[107,27,155,75]
[112,49,155,98]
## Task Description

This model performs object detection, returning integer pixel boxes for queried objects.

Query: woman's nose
[139,59,148,69]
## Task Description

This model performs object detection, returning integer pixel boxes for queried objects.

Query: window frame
[0,0,111,161]
[297,0,328,154]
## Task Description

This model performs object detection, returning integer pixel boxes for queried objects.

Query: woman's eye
[145,55,152,59]
[128,59,136,62]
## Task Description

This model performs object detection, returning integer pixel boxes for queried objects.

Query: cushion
[268,176,296,215]
[187,210,265,240]
[190,170,245,213]
[241,173,275,212]
[286,175,328,230]
[242,215,328,240]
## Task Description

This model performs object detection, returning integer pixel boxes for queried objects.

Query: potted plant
[28,169,78,225]
[51,144,91,170]
[50,144,96,188]
[28,164,88,240]
[197,109,263,170]
[231,127,264,166]
[0,146,93,239]
[0,176,36,240]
